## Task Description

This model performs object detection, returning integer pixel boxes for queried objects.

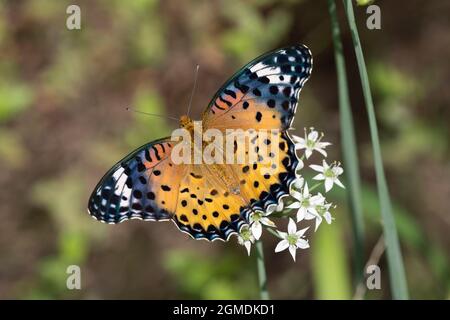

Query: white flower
[291,176,304,192]
[310,160,345,192]
[275,218,309,261]
[292,128,331,159]
[237,227,255,256]
[295,158,304,174]
[249,210,276,240]
[316,199,334,226]
[286,182,324,222]
[266,200,284,215]
[304,193,334,231]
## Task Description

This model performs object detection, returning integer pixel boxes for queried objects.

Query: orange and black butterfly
[87,45,313,241]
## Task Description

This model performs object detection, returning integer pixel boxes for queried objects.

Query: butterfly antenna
[186,64,200,117]
[126,107,179,122]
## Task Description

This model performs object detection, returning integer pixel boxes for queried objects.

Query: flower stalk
[255,240,270,300]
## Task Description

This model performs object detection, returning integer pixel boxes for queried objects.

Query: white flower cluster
[237,128,344,261]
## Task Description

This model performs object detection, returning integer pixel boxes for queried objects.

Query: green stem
[308,181,323,193]
[327,0,365,287]
[266,227,283,238]
[342,0,409,299]
[255,240,270,300]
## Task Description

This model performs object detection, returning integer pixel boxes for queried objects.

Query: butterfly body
[88,45,313,241]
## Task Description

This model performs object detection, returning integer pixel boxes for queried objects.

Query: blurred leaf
[41,47,86,101]
[31,172,96,235]
[126,88,172,146]
[221,1,292,63]
[131,18,166,66]
[164,250,257,299]
[311,217,352,299]
[370,62,421,100]
[356,0,375,6]
[332,184,450,298]
[0,81,33,122]
[0,130,27,168]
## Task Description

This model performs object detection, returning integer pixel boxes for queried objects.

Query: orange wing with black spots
[88,138,185,223]
[171,131,299,241]
[203,45,312,130]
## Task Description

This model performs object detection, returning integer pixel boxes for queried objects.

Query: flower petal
[303,182,310,196]
[323,212,333,224]
[314,216,323,231]
[288,218,297,234]
[277,231,287,238]
[291,135,304,144]
[335,178,345,189]
[275,239,289,253]
[297,207,306,222]
[276,202,284,212]
[333,166,344,176]
[286,202,301,209]
[305,149,312,159]
[296,160,304,171]
[316,148,328,157]
[308,130,319,141]
[296,238,310,249]
[309,164,324,172]
[244,241,252,256]
[289,245,297,261]
[296,226,309,237]
[290,190,302,200]
[251,222,262,240]
[325,179,333,192]
[312,173,325,181]
[260,217,275,228]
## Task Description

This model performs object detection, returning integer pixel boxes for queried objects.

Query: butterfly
[88,45,313,241]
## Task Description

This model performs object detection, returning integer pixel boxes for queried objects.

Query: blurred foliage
[369,63,447,165]
[24,172,103,299]
[0,129,27,168]
[164,250,257,299]
[311,217,352,299]
[0,63,33,122]
[356,0,375,6]
[221,0,293,63]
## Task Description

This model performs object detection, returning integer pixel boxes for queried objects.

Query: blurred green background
[0,0,448,299]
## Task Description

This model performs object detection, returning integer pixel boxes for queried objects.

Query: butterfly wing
[88,138,187,223]
[203,45,312,130]
[172,164,248,241]
[171,131,299,241]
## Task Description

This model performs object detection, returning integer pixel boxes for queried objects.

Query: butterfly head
[179,115,194,132]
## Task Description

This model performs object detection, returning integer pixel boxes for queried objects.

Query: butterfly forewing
[203,45,312,130]
[88,138,184,223]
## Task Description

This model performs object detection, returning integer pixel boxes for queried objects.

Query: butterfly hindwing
[203,45,312,130]
[173,164,248,241]
[172,131,299,241]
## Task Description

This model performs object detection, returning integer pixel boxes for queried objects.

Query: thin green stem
[327,0,365,286]
[255,240,270,300]
[342,0,409,299]
[308,181,324,193]
[266,227,283,238]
